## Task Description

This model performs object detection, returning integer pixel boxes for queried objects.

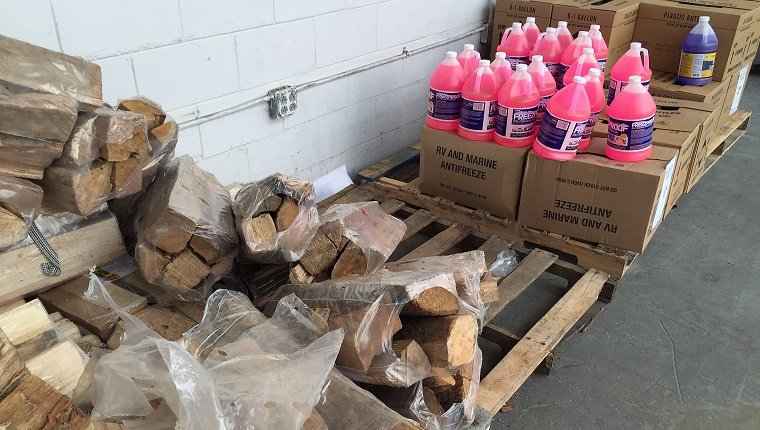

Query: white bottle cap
[578,31,589,37]
[516,64,528,71]
[699,16,710,22]
[512,22,522,28]
[464,44,475,50]
[480,59,491,67]
[588,68,601,77]
[495,52,507,59]
[446,51,457,58]
[546,27,557,33]
[629,75,642,84]
[590,24,601,31]
[558,21,568,27]
[532,55,543,62]
[630,42,642,49]
[573,76,587,84]
[526,17,536,23]
[583,47,594,54]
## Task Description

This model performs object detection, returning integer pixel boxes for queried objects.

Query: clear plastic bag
[268,270,472,387]
[232,173,320,264]
[488,249,519,277]
[39,107,153,216]
[291,201,407,282]
[0,175,43,250]
[385,251,488,329]
[134,156,238,301]
[83,274,344,430]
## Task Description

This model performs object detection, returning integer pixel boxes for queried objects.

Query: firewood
[92,421,125,430]
[302,410,328,430]
[255,194,283,216]
[0,176,42,249]
[111,154,143,196]
[0,300,62,361]
[0,328,28,398]
[160,248,212,292]
[95,109,150,162]
[275,197,299,232]
[479,272,499,304]
[401,287,460,317]
[299,232,348,275]
[423,374,456,389]
[288,263,315,284]
[329,303,401,371]
[117,98,166,130]
[0,134,64,179]
[0,34,103,111]
[395,315,477,370]
[25,340,87,396]
[429,361,474,409]
[49,312,81,341]
[107,305,197,350]
[135,244,171,281]
[0,92,78,141]
[249,213,278,249]
[331,241,368,278]
[365,339,432,386]
[423,387,446,416]
[0,375,93,429]
[0,207,26,249]
[40,161,113,216]
[144,120,178,181]
[189,235,222,265]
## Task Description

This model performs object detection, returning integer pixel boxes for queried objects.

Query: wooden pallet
[320,185,612,428]
[702,109,751,175]
[357,147,637,279]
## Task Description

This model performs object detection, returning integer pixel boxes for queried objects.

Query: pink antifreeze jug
[426,51,466,131]
[556,21,574,50]
[497,22,531,69]
[607,42,651,105]
[579,68,605,151]
[458,44,481,77]
[526,55,557,128]
[606,75,655,162]
[495,64,540,147]
[459,60,499,141]
[588,24,609,72]
[524,17,541,46]
[558,31,592,89]
[563,47,599,87]
[491,52,514,86]
[533,75,591,160]
[532,27,563,87]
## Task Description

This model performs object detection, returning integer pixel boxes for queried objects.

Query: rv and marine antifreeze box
[419,125,530,220]
[518,139,678,252]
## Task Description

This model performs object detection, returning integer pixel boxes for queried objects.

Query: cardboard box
[685,102,722,192]
[633,0,760,82]
[719,59,752,125]
[419,125,530,220]
[551,0,639,72]
[648,70,730,107]
[592,97,718,216]
[518,139,678,252]
[490,0,562,58]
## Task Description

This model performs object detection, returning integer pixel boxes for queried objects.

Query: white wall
[0,0,490,185]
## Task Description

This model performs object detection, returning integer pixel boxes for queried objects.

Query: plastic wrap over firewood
[371,348,482,430]
[134,155,238,301]
[232,173,319,263]
[108,97,179,250]
[39,107,152,216]
[385,251,488,328]
[290,201,407,283]
[81,275,343,430]
[0,176,43,250]
[267,269,477,387]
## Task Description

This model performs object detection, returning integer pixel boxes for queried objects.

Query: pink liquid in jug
[457,43,481,77]
[579,68,605,151]
[563,47,599,87]
[588,24,609,72]
[497,22,532,69]
[491,51,514,86]
[459,60,499,141]
[606,75,656,162]
[533,75,591,160]
[556,21,574,50]
[426,51,466,131]
[524,17,541,46]
[607,42,651,106]
[526,55,557,129]
[532,27,564,88]
[495,64,540,147]
[558,31,592,89]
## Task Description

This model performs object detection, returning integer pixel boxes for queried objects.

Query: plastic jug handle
[533,32,545,54]
[501,27,513,45]
[641,48,650,72]
[474,66,484,91]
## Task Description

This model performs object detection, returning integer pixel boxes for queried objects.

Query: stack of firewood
[0,176,42,250]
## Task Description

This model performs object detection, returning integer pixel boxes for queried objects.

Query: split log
[479,272,499,304]
[0,176,42,249]
[49,312,81,341]
[93,422,126,430]
[395,315,477,370]
[0,212,127,304]
[0,206,27,249]
[331,241,368,278]
[316,370,422,430]
[302,410,328,430]
[255,194,283,216]
[25,340,87,396]
[427,361,475,409]
[0,34,103,111]
[423,387,446,416]
[402,287,461,317]
[299,232,348,276]
[118,98,166,130]
[94,109,150,161]
[0,92,78,141]
[275,197,299,232]
[0,134,64,179]
[111,155,143,196]
[364,339,432,386]
[0,328,28,398]
[135,156,237,292]
[0,375,93,429]
[107,305,197,350]
[249,213,278,249]
[288,263,314,284]
[40,161,113,216]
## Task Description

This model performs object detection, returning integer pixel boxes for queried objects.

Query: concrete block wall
[1,0,490,185]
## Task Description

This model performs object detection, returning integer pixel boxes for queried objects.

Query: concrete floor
[488,70,760,430]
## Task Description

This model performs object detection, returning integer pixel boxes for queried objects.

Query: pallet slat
[400,223,473,262]
[476,269,609,414]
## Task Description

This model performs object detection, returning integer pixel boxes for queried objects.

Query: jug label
[678,51,716,79]
[536,94,552,124]
[597,59,607,73]
[496,104,538,139]
[607,114,655,151]
[508,56,530,69]
[582,110,601,140]
[557,64,570,89]
[535,109,586,152]
[428,88,462,121]
[546,63,563,87]
[460,98,497,132]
